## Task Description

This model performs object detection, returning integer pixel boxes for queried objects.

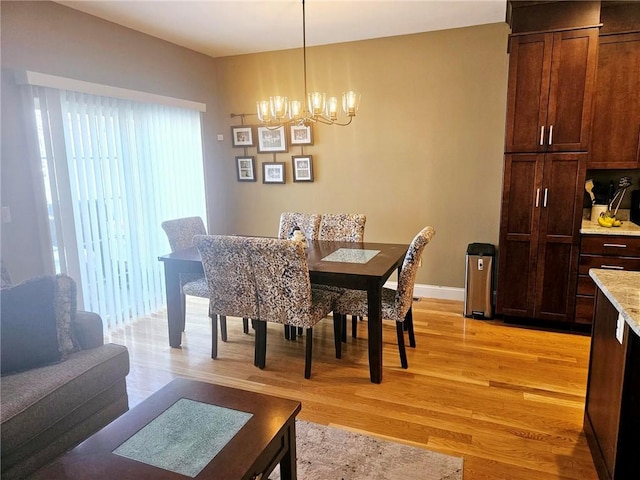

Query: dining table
[158,239,409,384]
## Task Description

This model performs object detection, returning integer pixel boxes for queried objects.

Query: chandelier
[256,0,361,127]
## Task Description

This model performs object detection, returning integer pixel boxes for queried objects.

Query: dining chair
[277,212,321,340]
[332,226,436,369]
[193,235,258,359]
[318,213,366,242]
[246,237,341,379]
[161,216,209,331]
[278,212,321,242]
[316,212,367,340]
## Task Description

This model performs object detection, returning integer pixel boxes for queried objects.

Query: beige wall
[1,0,509,290]
[215,23,510,289]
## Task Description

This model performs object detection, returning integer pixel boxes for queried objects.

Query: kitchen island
[584,269,640,480]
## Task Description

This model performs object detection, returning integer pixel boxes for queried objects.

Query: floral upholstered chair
[161,217,209,331]
[318,213,366,242]
[333,226,436,369]
[277,212,321,241]
[316,213,367,339]
[246,238,341,379]
[193,235,258,359]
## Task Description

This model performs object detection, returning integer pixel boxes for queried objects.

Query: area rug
[270,420,463,480]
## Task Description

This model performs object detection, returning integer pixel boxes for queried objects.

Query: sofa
[0,273,130,479]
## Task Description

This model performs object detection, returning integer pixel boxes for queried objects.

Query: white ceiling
[55,0,507,58]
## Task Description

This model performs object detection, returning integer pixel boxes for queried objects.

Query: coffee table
[33,378,301,479]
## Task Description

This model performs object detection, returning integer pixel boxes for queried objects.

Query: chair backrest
[246,237,313,327]
[161,216,207,252]
[193,235,259,319]
[278,212,321,241]
[318,213,366,242]
[394,226,436,319]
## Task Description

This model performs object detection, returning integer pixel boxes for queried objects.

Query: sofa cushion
[0,343,130,457]
[1,276,61,375]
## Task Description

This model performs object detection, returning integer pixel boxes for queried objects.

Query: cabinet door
[588,32,640,169]
[505,34,552,153]
[546,28,598,152]
[497,154,544,317]
[505,29,598,154]
[534,153,585,321]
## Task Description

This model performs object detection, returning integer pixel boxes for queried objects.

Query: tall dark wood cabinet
[588,32,640,169]
[497,9,598,323]
[498,153,586,320]
[505,29,599,153]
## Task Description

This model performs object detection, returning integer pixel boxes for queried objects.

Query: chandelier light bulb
[257,100,272,123]
[342,91,361,117]
[308,92,326,117]
[326,96,339,121]
[270,96,288,120]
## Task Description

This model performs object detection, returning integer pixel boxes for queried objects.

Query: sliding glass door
[29,86,206,330]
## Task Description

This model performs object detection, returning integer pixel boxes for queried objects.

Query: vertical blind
[30,86,206,330]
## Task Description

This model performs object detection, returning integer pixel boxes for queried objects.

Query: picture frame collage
[231,124,314,184]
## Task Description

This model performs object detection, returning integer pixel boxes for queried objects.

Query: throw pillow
[1,275,61,375]
[54,274,79,355]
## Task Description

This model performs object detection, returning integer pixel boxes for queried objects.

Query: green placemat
[114,398,252,477]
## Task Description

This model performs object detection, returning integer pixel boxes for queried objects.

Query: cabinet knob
[535,188,540,208]
[539,126,545,146]
[548,125,553,145]
[543,188,549,207]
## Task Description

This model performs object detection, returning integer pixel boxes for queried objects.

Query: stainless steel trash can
[464,243,495,319]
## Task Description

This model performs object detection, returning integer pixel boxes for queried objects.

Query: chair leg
[211,314,218,359]
[333,312,342,359]
[396,321,408,369]
[243,317,249,334]
[220,315,228,342]
[341,315,347,343]
[406,307,416,348]
[284,325,290,340]
[254,320,267,369]
[304,327,313,379]
[298,327,303,335]
[351,315,358,338]
[290,325,297,341]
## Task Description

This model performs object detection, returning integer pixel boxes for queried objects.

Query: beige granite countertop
[589,269,640,337]
[580,208,640,237]
[580,218,640,236]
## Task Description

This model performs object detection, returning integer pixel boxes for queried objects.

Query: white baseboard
[383,281,465,302]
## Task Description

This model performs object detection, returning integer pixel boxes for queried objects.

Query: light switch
[217,134,224,141]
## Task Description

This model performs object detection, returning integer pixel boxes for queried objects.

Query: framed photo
[257,126,287,153]
[231,126,254,147]
[292,155,314,182]
[236,156,256,182]
[262,162,286,184]
[290,124,313,146]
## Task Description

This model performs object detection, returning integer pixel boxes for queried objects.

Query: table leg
[279,419,297,480]
[367,282,383,384]
[163,262,183,348]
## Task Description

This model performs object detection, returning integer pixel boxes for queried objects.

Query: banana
[613,219,622,227]
[598,213,615,228]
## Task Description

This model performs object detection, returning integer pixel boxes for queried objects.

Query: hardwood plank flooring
[106,297,598,479]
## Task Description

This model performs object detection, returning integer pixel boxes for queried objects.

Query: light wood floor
[106,297,598,480]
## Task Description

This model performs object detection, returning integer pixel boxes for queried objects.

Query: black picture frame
[262,162,286,184]
[231,126,255,147]
[236,156,256,182]
[292,155,314,182]
[257,126,287,153]
[290,124,313,146]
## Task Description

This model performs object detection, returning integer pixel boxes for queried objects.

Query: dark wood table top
[33,378,301,479]
[159,240,409,290]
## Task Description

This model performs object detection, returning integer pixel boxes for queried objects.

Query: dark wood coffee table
[33,378,301,479]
